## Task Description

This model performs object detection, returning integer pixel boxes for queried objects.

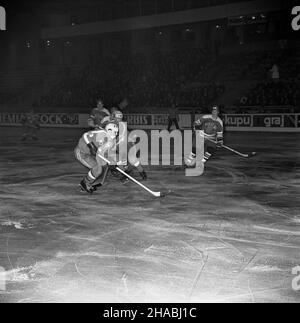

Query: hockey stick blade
[246,152,257,158]
[221,144,257,159]
[159,190,173,198]
[97,153,164,198]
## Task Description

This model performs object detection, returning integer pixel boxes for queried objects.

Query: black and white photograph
[0,0,299,306]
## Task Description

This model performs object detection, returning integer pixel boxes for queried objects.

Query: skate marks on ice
[1,206,298,303]
[0,130,299,302]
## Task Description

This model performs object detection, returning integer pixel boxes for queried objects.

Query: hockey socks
[202,152,212,163]
[80,171,97,194]
[185,150,212,167]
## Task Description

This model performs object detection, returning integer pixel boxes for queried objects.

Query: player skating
[74,119,120,193]
[185,106,223,169]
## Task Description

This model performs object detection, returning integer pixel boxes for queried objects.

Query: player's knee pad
[91,164,103,178]
[86,170,97,183]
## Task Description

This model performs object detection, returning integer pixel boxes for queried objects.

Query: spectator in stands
[269,64,280,81]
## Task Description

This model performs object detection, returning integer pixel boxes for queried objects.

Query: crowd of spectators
[176,83,225,107]
[233,46,300,112]
[40,48,225,109]
[240,81,299,107]
[0,91,23,110]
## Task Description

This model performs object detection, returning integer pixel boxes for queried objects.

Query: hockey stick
[221,144,257,158]
[205,137,257,158]
[97,154,166,198]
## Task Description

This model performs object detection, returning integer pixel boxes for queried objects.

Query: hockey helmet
[112,109,123,122]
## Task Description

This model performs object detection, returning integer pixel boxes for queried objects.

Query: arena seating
[239,81,299,108]
[1,44,299,114]
[39,48,226,110]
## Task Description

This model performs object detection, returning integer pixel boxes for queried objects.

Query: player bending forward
[185,106,224,168]
[74,119,120,193]
[110,109,147,181]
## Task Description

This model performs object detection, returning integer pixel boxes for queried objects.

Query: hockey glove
[193,119,202,131]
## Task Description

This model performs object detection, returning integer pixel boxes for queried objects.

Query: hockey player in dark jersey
[110,109,147,181]
[185,106,224,168]
[74,119,119,193]
[87,98,111,129]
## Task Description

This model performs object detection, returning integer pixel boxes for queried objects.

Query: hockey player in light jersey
[74,119,119,193]
[185,106,224,168]
[87,98,111,129]
[110,109,147,181]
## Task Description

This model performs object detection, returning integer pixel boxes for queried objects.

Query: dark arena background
[0,0,299,305]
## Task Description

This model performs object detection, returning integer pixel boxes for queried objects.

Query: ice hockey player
[185,106,223,168]
[87,98,111,129]
[111,109,147,181]
[74,119,119,193]
[20,109,40,141]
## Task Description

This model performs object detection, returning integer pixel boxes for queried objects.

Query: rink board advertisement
[0,112,80,128]
[0,112,299,131]
[124,114,191,129]
[121,113,299,131]
[224,114,299,131]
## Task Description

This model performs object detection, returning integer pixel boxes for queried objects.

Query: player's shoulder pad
[84,129,107,143]
[84,128,106,136]
[91,129,106,135]
[95,129,108,138]
[101,116,111,124]
[101,108,111,116]
[216,117,223,126]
